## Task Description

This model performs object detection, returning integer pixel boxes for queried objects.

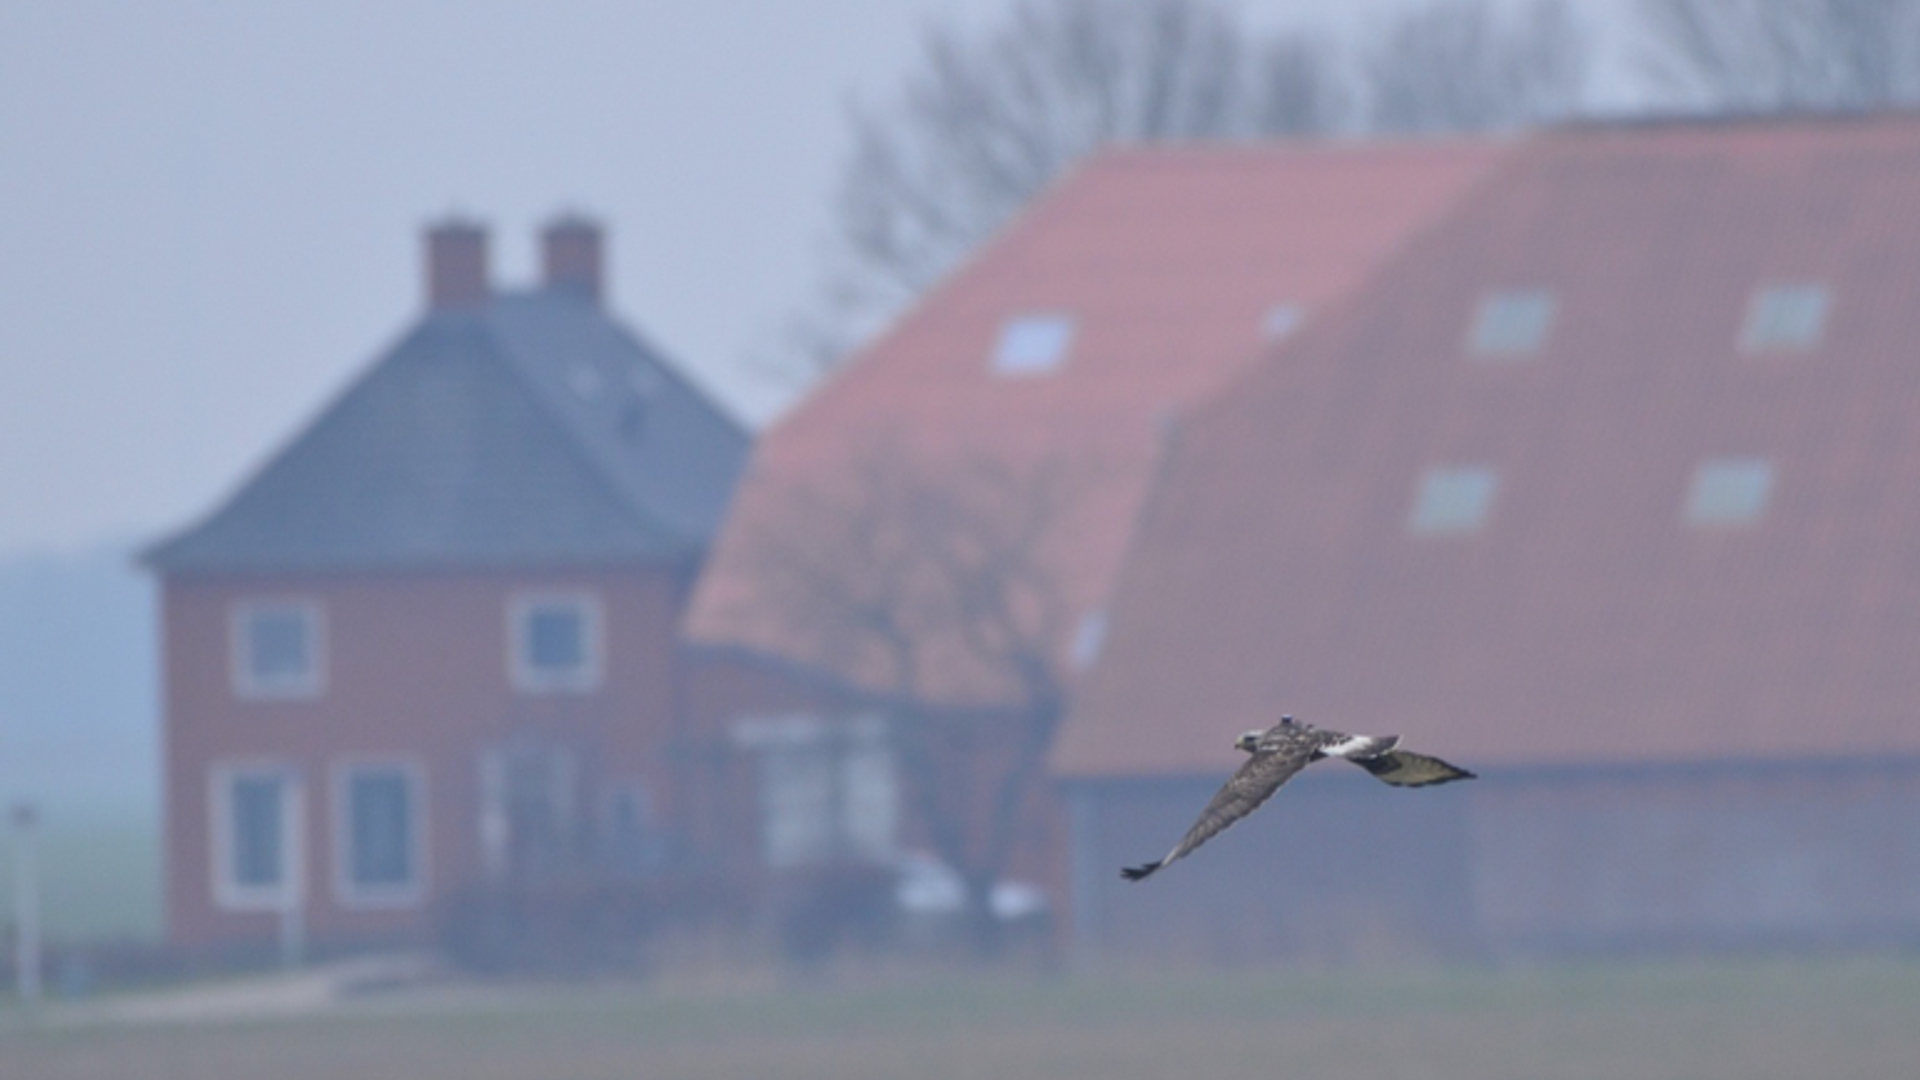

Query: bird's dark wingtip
[1120,861,1162,882]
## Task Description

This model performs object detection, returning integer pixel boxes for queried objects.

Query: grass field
[3,953,1918,1079]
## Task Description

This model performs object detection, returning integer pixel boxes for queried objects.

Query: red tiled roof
[1056,115,1920,777]
[687,140,1510,702]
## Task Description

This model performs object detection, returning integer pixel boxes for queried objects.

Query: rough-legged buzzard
[1120,715,1475,881]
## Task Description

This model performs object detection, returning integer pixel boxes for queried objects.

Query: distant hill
[0,541,157,824]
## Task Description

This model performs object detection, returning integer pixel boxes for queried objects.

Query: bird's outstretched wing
[1121,743,1315,881]
[1349,748,1475,787]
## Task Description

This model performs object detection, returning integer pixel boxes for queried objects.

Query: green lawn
[4,954,1919,1079]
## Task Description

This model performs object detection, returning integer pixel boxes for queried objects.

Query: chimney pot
[425,219,489,310]
[542,215,604,304]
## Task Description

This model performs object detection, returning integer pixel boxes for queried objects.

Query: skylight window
[1261,304,1305,342]
[1741,284,1829,352]
[1685,457,1774,526]
[1468,289,1556,358]
[992,313,1074,376]
[1410,465,1499,536]
[1070,609,1109,670]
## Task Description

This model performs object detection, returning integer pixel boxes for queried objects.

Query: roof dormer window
[1070,609,1110,670]
[1261,304,1305,342]
[1685,457,1774,527]
[992,313,1074,377]
[1410,465,1499,536]
[1741,284,1828,353]
[1468,289,1555,359]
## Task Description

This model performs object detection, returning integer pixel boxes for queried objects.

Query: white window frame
[507,591,605,693]
[209,763,304,912]
[1410,464,1500,536]
[991,312,1075,377]
[331,758,429,909]
[731,713,897,868]
[230,599,326,700]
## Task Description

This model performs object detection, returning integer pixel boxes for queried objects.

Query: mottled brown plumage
[1120,716,1474,881]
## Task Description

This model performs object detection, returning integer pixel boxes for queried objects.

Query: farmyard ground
[3,953,1917,1079]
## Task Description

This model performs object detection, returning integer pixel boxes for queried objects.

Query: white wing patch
[1321,734,1399,759]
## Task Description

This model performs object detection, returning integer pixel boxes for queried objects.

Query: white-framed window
[992,312,1075,376]
[332,760,427,908]
[508,592,604,693]
[1468,289,1556,359]
[231,600,324,700]
[1410,465,1500,536]
[210,764,303,912]
[732,714,897,868]
[1741,284,1829,353]
[1685,457,1775,527]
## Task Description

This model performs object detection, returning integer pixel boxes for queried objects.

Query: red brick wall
[162,565,688,950]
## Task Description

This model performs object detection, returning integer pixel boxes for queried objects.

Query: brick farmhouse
[145,218,747,951]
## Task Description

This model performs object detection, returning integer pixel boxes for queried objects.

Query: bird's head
[1234,730,1263,753]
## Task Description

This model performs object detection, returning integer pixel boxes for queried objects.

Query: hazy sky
[1,0,1478,560]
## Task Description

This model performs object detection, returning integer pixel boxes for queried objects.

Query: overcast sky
[0,0,1534,560]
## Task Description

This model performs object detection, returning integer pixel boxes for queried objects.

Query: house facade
[145,218,748,951]
[1056,116,1920,960]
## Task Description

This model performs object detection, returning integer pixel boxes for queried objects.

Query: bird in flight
[1121,715,1474,881]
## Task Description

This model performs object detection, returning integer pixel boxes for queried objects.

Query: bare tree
[1634,0,1920,112]
[772,0,1261,381]
[1362,0,1592,135]
[1254,30,1355,137]
[738,449,1088,951]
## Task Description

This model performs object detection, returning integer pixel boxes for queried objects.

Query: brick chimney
[425,219,489,310]
[541,215,604,304]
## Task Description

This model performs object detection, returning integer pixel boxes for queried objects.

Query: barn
[682,141,1509,916]
[1056,116,1920,961]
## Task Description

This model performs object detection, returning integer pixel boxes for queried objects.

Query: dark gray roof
[145,290,749,574]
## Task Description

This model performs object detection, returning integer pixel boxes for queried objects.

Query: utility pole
[10,802,40,1005]
[278,778,305,970]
